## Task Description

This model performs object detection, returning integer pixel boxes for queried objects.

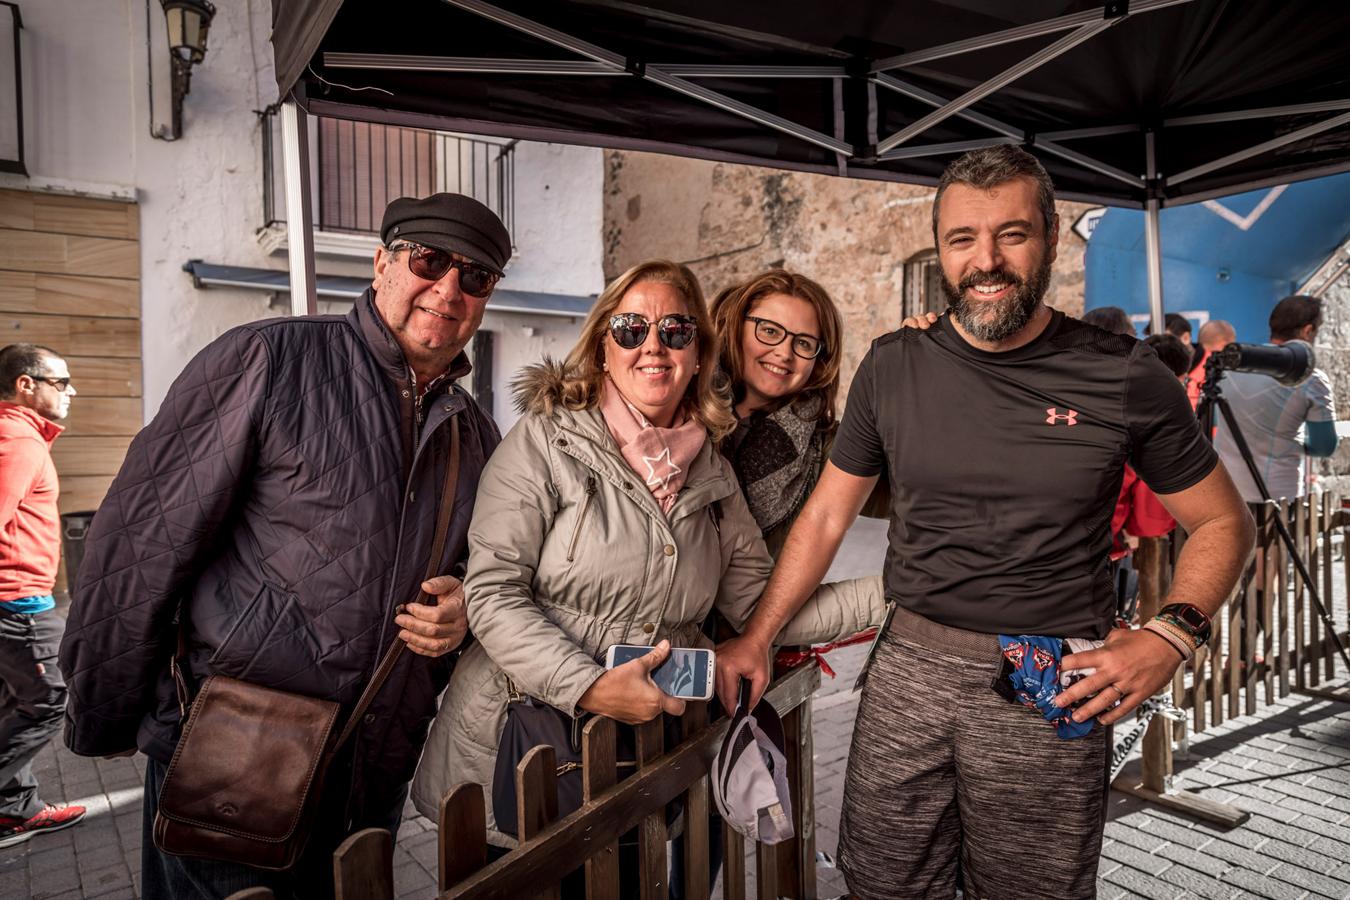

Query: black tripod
[1196,357,1350,671]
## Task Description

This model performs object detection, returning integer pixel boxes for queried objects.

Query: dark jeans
[141,756,406,900]
[0,608,66,820]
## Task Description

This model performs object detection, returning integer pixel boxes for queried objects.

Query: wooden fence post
[776,695,815,900]
[1277,498,1292,697]
[1134,536,1172,795]
[1113,537,1247,826]
[519,745,563,900]
[680,703,712,900]
[636,717,668,900]
[582,715,621,900]
[332,828,393,900]
[439,783,487,892]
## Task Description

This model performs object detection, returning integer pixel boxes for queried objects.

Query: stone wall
[604,149,1094,396]
[1309,270,1350,496]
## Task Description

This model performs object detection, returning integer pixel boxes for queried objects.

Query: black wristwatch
[1157,603,1212,648]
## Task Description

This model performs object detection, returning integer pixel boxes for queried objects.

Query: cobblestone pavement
[4,519,1348,898]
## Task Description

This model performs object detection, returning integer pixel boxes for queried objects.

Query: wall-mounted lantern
[158,0,216,140]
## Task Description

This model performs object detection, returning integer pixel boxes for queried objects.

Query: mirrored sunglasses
[608,312,698,351]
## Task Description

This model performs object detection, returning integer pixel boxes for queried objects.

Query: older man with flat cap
[60,193,510,899]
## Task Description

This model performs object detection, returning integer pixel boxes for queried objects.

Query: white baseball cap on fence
[711,683,794,845]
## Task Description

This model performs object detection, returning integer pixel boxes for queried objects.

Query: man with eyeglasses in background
[60,194,509,898]
[0,343,85,848]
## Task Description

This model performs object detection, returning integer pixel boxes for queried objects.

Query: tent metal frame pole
[875,19,1118,155]
[874,74,1142,187]
[1036,124,1142,141]
[1144,131,1164,337]
[441,0,851,156]
[1166,160,1350,207]
[870,0,1193,72]
[656,64,847,78]
[878,136,1018,161]
[1033,98,1350,142]
[325,54,849,79]
[280,98,317,317]
[1169,109,1350,187]
[325,54,615,75]
[1165,98,1350,128]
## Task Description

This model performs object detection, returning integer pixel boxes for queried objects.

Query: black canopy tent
[269,0,1350,325]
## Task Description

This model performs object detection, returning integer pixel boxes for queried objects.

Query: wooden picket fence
[1167,492,1348,729]
[227,660,822,900]
[1115,491,1350,821]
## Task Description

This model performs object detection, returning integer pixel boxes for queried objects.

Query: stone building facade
[603,149,1095,397]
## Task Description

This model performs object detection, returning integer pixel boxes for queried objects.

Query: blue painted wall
[1084,176,1350,342]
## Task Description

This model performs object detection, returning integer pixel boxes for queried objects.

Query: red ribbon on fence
[774,628,878,679]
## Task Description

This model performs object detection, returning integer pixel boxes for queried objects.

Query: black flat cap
[381,193,512,275]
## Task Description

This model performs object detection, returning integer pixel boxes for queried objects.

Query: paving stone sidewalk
[4,518,1348,898]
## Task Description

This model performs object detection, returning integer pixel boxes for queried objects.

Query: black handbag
[491,684,682,838]
[491,696,591,837]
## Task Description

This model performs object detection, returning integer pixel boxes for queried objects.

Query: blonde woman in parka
[411,260,884,851]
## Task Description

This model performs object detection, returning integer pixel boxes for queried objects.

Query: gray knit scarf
[725,396,827,536]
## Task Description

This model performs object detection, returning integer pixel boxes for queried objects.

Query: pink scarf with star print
[599,377,707,515]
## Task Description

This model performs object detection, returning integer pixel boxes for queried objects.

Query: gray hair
[932,145,1058,242]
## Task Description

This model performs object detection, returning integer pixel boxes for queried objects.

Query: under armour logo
[1046,407,1078,426]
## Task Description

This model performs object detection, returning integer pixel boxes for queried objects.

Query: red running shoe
[0,804,87,848]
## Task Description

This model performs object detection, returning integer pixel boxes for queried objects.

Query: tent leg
[1144,131,1164,336]
[281,98,318,317]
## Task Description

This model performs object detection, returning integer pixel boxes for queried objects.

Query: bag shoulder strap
[334,415,462,749]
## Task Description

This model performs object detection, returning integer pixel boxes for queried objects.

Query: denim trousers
[140,756,405,900]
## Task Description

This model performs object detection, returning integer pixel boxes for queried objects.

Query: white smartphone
[604,644,716,701]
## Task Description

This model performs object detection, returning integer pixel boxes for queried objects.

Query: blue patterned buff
[997,634,1095,740]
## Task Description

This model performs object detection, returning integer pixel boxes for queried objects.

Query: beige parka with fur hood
[411,363,884,843]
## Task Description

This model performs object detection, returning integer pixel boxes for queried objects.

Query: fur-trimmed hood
[510,358,575,417]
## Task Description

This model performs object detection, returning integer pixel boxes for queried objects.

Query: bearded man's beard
[942,253,1053,342]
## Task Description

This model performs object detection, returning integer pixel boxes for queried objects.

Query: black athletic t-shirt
[831,310,1218,639]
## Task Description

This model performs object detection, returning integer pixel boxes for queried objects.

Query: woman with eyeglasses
[710,270,851,557]
[411,260,879,887]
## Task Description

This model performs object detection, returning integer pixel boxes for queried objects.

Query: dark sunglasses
[389,241,500,297]
[608,312,698,351]
[33,376,73,391]
[747,316,825,360]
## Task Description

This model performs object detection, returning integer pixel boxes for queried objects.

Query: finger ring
[1109,684,1125,698]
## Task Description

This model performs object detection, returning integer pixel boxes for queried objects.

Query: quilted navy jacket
[59,290,499,822]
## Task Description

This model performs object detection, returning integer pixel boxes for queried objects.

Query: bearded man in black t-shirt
[715,146,1254,899]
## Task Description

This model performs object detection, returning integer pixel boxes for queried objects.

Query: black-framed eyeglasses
[746,316,825,360]
[387,240,500,297]
[33,376,73,391]
[608,313,698,351]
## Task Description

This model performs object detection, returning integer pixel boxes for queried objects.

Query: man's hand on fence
[579,640,686,724]
[715,634,771,715]
[395,575,469,657]
[1055,627,1183,725]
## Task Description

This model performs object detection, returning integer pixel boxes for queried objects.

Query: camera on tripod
[1206,339,1315,387]
[1195,335,1350,670]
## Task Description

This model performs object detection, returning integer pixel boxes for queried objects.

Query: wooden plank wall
[0,189,142,591]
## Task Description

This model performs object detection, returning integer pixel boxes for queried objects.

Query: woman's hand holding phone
[579,639,688,724]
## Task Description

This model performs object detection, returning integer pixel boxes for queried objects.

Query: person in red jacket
[0,343,85,848]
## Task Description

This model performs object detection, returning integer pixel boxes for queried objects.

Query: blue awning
[1084,175,1350,342]
[182,260,595,319]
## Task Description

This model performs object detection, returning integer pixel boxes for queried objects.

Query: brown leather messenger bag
[153,418,461,870]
